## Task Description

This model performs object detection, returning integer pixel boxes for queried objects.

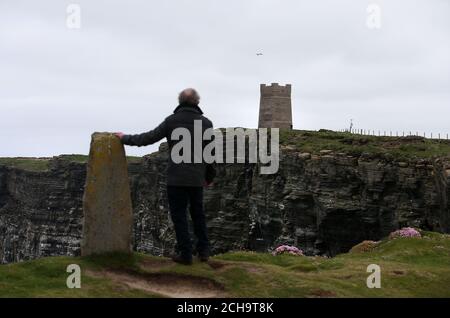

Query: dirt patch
[392,270,405,276]
[243,265,265,274]
[208,260,265,274]
[208,260,228,270]
[139,257,173,271]
[85,269,227,298]
[308,289,337,298]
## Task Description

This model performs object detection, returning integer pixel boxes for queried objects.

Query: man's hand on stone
[114,132,124,139]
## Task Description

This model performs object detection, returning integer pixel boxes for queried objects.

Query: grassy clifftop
[1,129,449,171]
[1,231,449,298]
[0,155,142,172]
[280,129,450,160]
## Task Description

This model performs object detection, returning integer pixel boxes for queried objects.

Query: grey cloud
[0,0,449,156]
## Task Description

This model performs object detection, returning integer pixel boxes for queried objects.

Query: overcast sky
[1,0,449,157]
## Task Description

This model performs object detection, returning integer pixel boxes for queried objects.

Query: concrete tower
[258,83,293,129]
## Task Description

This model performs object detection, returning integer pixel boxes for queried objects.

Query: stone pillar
[81,132,133,256]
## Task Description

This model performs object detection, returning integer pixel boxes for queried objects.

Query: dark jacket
[121,103,214,187]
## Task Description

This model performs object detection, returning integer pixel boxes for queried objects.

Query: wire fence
[337,129,450,141]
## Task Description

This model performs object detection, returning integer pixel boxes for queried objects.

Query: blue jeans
[167,186,209,260]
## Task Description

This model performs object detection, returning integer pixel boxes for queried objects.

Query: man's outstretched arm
[116,120,167,147]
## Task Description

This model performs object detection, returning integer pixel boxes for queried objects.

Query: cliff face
[133,146,450,257]
[0,158,85,263]
[1,145,449,264]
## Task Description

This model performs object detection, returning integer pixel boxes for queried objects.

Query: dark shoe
[198,253,209,262]
[171,254,193,265]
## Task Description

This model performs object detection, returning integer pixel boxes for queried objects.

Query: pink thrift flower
[272,245,304,256]
[389,227,421,239]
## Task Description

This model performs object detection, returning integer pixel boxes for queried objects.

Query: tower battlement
[260,83,291,97]
[258,83,293,129]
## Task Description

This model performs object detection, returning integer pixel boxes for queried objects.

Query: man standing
[115,88,214,265]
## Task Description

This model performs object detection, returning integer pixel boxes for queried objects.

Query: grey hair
[178,88,200,105]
